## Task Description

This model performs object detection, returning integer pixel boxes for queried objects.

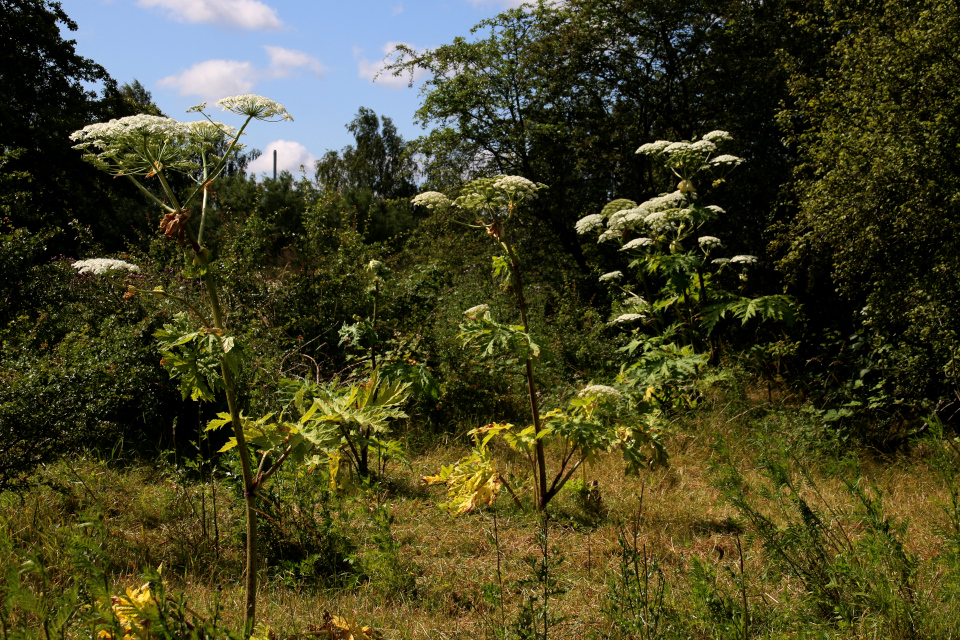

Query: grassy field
[3,385,960,638]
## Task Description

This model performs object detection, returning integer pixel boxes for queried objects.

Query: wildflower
[636,140,672,155]
[706,205,725,215]
[644,211,673,233]
[730,254,758,264]
[698,236,722,249]
[636,191,684,215]
[411,191,451,210]
[72,258,140,275]
[216,94,293,121]
[598,228,620,243]
[575,213,604,235]
[612,313,645,324]
[600,199,638,218]
[463,304,490,320]
[186,120,239,145]
[577,384,623,401]
[712,258,731,265]
[689,139,717,155]
[493,175,542,196]
[708,154,743,167]
[599,271,622,282]
[367,259,384,272]
[702,130,733,143]
[620,237,654,251]
[70,115,187,146]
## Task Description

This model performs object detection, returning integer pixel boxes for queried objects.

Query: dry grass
[2,391,959,638]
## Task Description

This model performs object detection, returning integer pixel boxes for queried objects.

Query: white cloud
[157,59,257,100]
[137,0,283,30]
[264,46,326,78]
[158,46,323,102]
[391,3,404,15]
[357,41,427,89]
[248,140,317,177]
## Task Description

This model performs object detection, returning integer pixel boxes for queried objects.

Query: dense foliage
[2,0,959,483]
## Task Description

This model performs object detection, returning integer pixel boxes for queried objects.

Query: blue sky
[58,0,523,177]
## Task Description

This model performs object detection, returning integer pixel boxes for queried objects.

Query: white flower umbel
[575,213,604,235]
[70,115,194,175]
[730,255,758,264]
[463,304,490,320]
[690,139,717,155]
[636,140,672,155]
[598,228,621,243]
[636,191,685,215]
[70,115,187,147]
[706,205,726,215]
[709,154,743,167]
[599,271,623,282]
[644,211,675,234]
[411,191,451,210]
[612,313,645,324]
[72,258,140,275]
[712,258,731,265]
[577,384,623,401]
[601,199,638,218]
[620,237,654,251]
[187,120,239,144]
[702,130,733,143]
[216,94,293,122]
[492,175,546,206]
[698,236,722,249]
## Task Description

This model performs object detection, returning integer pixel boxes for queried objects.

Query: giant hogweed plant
[68,96,411,634]
[577,132,796,405]
[412,178,666,514]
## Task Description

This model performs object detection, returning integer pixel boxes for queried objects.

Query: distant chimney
[273,149,277,180]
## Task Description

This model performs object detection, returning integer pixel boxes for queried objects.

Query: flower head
[72,258,140,275]
[612,313,645,324]
[620,237,654,251]
[577,384,623,401]
[708,154,743,167]
[216,94,293,121]
[598,228,620,243]
[636,140,672,155]
[493,175,544,202]
[698,236,722,249]
[463,304,490,320]
[601,199,638,218]
[730,254,758,265]
[599,271,623,282]
[575,213,604,235]
[411,191,451,210]
[702,130,733,143]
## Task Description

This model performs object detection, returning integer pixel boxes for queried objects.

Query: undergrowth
[3,384,960,638]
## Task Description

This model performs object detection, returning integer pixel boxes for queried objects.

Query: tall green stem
[503,237,547,510]
[198,153,210,244]
[202,268,259,634]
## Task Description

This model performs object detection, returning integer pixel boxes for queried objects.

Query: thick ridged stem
[504,237,547,510]
[203,270,258,633]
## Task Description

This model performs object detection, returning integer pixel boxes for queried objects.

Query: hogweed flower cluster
[411,191,452,210]
[72,258,140,275]
[463,304,491,320]
[577,384,623,402]
[698,236,722,250]
[215,94,294,121]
